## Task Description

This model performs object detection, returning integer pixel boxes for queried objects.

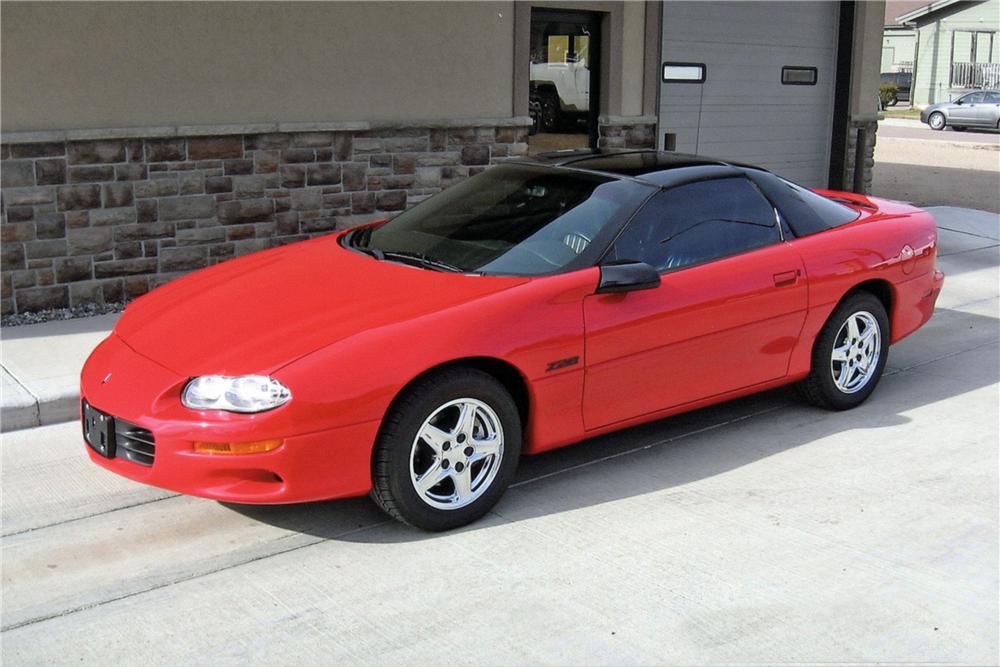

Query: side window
[985,92,1000,104]
[609,177,780,272]
[961,92,986,104]
[746,169,859,237]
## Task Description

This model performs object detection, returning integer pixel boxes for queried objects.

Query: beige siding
[0,1,516,132]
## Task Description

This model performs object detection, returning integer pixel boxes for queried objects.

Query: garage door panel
[663,1,838,46]
[660,0,839,188]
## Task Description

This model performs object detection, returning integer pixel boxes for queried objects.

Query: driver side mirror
[955,98,964,105]
[596,261,661,294]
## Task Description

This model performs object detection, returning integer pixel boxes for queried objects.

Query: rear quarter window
[746,170,860,237]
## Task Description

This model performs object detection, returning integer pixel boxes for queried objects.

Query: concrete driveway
[2,209,998,666]
[874,122,1000,213]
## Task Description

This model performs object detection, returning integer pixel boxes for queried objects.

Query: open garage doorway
[528,9,601,155]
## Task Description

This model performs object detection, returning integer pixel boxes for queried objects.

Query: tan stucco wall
[620,2,647,117]
[1,1,516,132]
[850,0,887,120]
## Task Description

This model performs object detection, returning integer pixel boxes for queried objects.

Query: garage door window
[607,178,779,272]
[782,66,818,85]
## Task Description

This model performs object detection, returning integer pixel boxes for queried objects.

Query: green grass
[882,107,922,120]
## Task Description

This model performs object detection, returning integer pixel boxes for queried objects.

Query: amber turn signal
[193,439,283,455]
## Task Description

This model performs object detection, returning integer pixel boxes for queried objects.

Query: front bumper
[81,333,379,504]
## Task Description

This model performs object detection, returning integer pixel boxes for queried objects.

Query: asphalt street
[2,210,998,665]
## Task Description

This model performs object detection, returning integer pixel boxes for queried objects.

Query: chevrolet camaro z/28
[81,150,944,530]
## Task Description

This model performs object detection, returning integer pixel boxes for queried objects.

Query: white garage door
[659,1,840,188]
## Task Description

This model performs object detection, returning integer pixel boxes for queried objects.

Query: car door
[581,177,808,430]
[950,91,987,125]
[985,92,1000,126]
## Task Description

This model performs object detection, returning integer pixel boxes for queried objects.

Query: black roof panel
[519,149,752,188]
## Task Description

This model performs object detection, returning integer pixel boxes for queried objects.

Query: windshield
[350,164,653,275]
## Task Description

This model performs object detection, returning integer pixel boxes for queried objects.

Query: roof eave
[895,0,964,24]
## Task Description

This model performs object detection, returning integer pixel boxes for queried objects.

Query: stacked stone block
[598,121,656,150]
[1,125,530,315]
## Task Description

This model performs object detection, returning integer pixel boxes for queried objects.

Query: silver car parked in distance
[920,90,1000,131]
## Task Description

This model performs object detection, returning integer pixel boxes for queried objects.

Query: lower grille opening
[115,420,156,466]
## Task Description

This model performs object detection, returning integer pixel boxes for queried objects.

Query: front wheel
[370,368,522,531]
[798,292,889,410]
[928,112,946,130]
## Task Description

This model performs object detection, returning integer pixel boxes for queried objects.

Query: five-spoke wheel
[409,398,504,510]
[800,292,889,410]
[830,311,881,394]
[371,367,521,531]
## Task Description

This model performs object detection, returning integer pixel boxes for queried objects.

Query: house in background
[882,26,917,72]
[892,0,1000,106]
[882,0,923,73]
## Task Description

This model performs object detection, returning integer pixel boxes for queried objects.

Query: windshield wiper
[355,244,385,260]
[380,250,465,273]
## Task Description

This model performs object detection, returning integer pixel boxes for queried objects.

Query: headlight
[181,375,291,413]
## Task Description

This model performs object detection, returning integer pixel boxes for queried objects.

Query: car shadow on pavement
[225,306,999,544]
[873,162,1000,213]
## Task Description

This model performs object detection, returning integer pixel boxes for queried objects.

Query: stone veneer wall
[597,119,656,151]
[0,123,531,316]
[842,119,878,195]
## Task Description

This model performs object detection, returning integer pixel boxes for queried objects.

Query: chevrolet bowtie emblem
[101,373,112,385]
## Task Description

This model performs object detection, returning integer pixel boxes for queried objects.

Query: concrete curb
[1,312,117,434]
[1,370,79,433]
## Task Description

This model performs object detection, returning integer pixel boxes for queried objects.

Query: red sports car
[81,150,944,530]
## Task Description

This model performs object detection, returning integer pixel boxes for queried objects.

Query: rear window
[746,170,860,237]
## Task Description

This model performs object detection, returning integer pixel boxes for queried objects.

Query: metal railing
[950,62,1000,89]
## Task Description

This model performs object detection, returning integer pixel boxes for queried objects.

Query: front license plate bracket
[83,403,116,459]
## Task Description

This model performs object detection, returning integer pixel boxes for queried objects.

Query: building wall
[657,1,841,188]
[0,1,516,131]
[882,29,917,71]
[0,125,529,315]
[910,0,1000,106]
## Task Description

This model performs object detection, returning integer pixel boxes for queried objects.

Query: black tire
[537,90,560,133]
[370,367,522,531]
[928,112,946,131]
[798,292,890,411]
[528,98,542,136]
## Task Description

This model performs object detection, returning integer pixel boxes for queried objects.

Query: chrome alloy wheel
[409,398,504,510]
[830,311,881,394]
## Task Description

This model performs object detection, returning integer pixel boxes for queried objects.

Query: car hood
[115,234,528,375]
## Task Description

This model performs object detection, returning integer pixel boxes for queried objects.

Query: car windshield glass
[353,164,652,275]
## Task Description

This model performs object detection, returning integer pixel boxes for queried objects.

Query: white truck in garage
[529,58,590,133]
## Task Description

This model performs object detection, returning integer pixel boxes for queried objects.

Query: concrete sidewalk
[1,206,997,433]
[1,314,117,431]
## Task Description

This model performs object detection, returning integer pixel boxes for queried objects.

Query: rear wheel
[928,112,946,131]
[370,368,522,531]
[799,292,889,410]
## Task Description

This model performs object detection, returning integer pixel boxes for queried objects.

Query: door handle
[773,269,800,287]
